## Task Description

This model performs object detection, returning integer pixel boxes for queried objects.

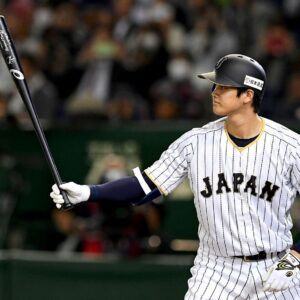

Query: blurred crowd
[2,0,300,256]
[0,0,300,126]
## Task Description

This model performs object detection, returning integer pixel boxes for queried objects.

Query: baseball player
[51,54,300,299]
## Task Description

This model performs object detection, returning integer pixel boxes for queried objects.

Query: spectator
[121,24,169,107]
[66,16,124,118]
[150,0,186,54]
[39,2,84,100]
[107,85,150,122]
[278,72,300,120]
[258,21,296,117]
[150,52,208,120]
[112,0,136,42]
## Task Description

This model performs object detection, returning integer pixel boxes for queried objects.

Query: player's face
[211,84,244,116]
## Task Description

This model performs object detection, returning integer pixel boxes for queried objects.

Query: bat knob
[62,202,74,211]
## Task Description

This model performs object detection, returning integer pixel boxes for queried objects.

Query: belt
[234,250,286,262]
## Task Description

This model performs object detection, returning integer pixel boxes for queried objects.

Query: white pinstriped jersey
[145,117,300,257]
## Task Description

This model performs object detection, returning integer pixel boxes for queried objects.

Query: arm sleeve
[88,173,160,205]
[145,132,193,195]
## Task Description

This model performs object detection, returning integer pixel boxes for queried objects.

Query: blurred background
[1,0,300,299]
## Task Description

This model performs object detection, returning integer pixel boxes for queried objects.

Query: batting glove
[50,182,90,209]
[263,251,300,293]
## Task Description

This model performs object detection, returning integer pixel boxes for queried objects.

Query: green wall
[0,124,199,250]
[0,252,193,300]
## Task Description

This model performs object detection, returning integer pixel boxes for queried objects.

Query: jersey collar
[224,117,265,152]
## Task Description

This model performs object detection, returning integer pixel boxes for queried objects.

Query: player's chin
[212,107,227,116]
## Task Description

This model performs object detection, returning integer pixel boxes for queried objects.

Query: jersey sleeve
[290,141,300,193]
[145,132,193,195]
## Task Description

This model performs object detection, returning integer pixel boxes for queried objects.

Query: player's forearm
[89,176,144,204]
[88,174,158,205]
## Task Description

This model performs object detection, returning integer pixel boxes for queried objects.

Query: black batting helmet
[198,54,267,100]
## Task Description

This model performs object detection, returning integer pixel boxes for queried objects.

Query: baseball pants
[184,249,300,300]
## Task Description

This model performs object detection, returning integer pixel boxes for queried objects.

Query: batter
[51,54,300,299]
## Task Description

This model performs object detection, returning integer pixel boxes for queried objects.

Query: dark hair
[236,87,261,113]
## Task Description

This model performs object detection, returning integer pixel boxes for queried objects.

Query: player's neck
[226,112,262,139]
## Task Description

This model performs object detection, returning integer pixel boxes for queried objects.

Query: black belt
[234,250,286,262]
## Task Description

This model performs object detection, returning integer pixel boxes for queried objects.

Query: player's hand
[263,251,300,293]
[50,182,90,209]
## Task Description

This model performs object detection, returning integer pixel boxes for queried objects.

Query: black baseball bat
[0,15,73,210]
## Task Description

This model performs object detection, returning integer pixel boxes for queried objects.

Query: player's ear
[243,89,255,105]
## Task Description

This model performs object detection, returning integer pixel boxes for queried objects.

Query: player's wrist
[81,185,91,202]
[283,251,300,268]
[289,249,300,260]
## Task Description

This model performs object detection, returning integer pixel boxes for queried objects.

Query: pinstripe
[197,256,219,299]
[279,290,288,300]
[250,269,260,299]
[153,145,189,181]
[161,153,192,189]
[286,287,295,300]
[269,139,281,253]
[265,123,299,144]
[263,131,295,148]
[226,138,236,255]
[239,152,249,255]
[226,259,243,299]
[205,130,215,254]
[275,143,289,251]
[219,129,229,256]
[249,142,260,254]
[212,130,222,254]
[262,135,273,223]
[291,276,300,298]
[243,147,254,255]
[218,258,235,299]
[290,153,300,175]
[186,247,206,300]
[256,133,267,251]
[232,149,244,255]
[187,136,206,300]
[149,129,223,175]
[210,259,226,298]
[191,249,210,300]
[233,263,251,300]
[202,133,213,255]
[188,143,195,194]
[149,143,189,175]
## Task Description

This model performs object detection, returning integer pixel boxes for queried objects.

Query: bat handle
[60,189,73,210]
[56,181,73,210]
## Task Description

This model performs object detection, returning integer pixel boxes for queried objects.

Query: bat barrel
[0,15,72,210]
